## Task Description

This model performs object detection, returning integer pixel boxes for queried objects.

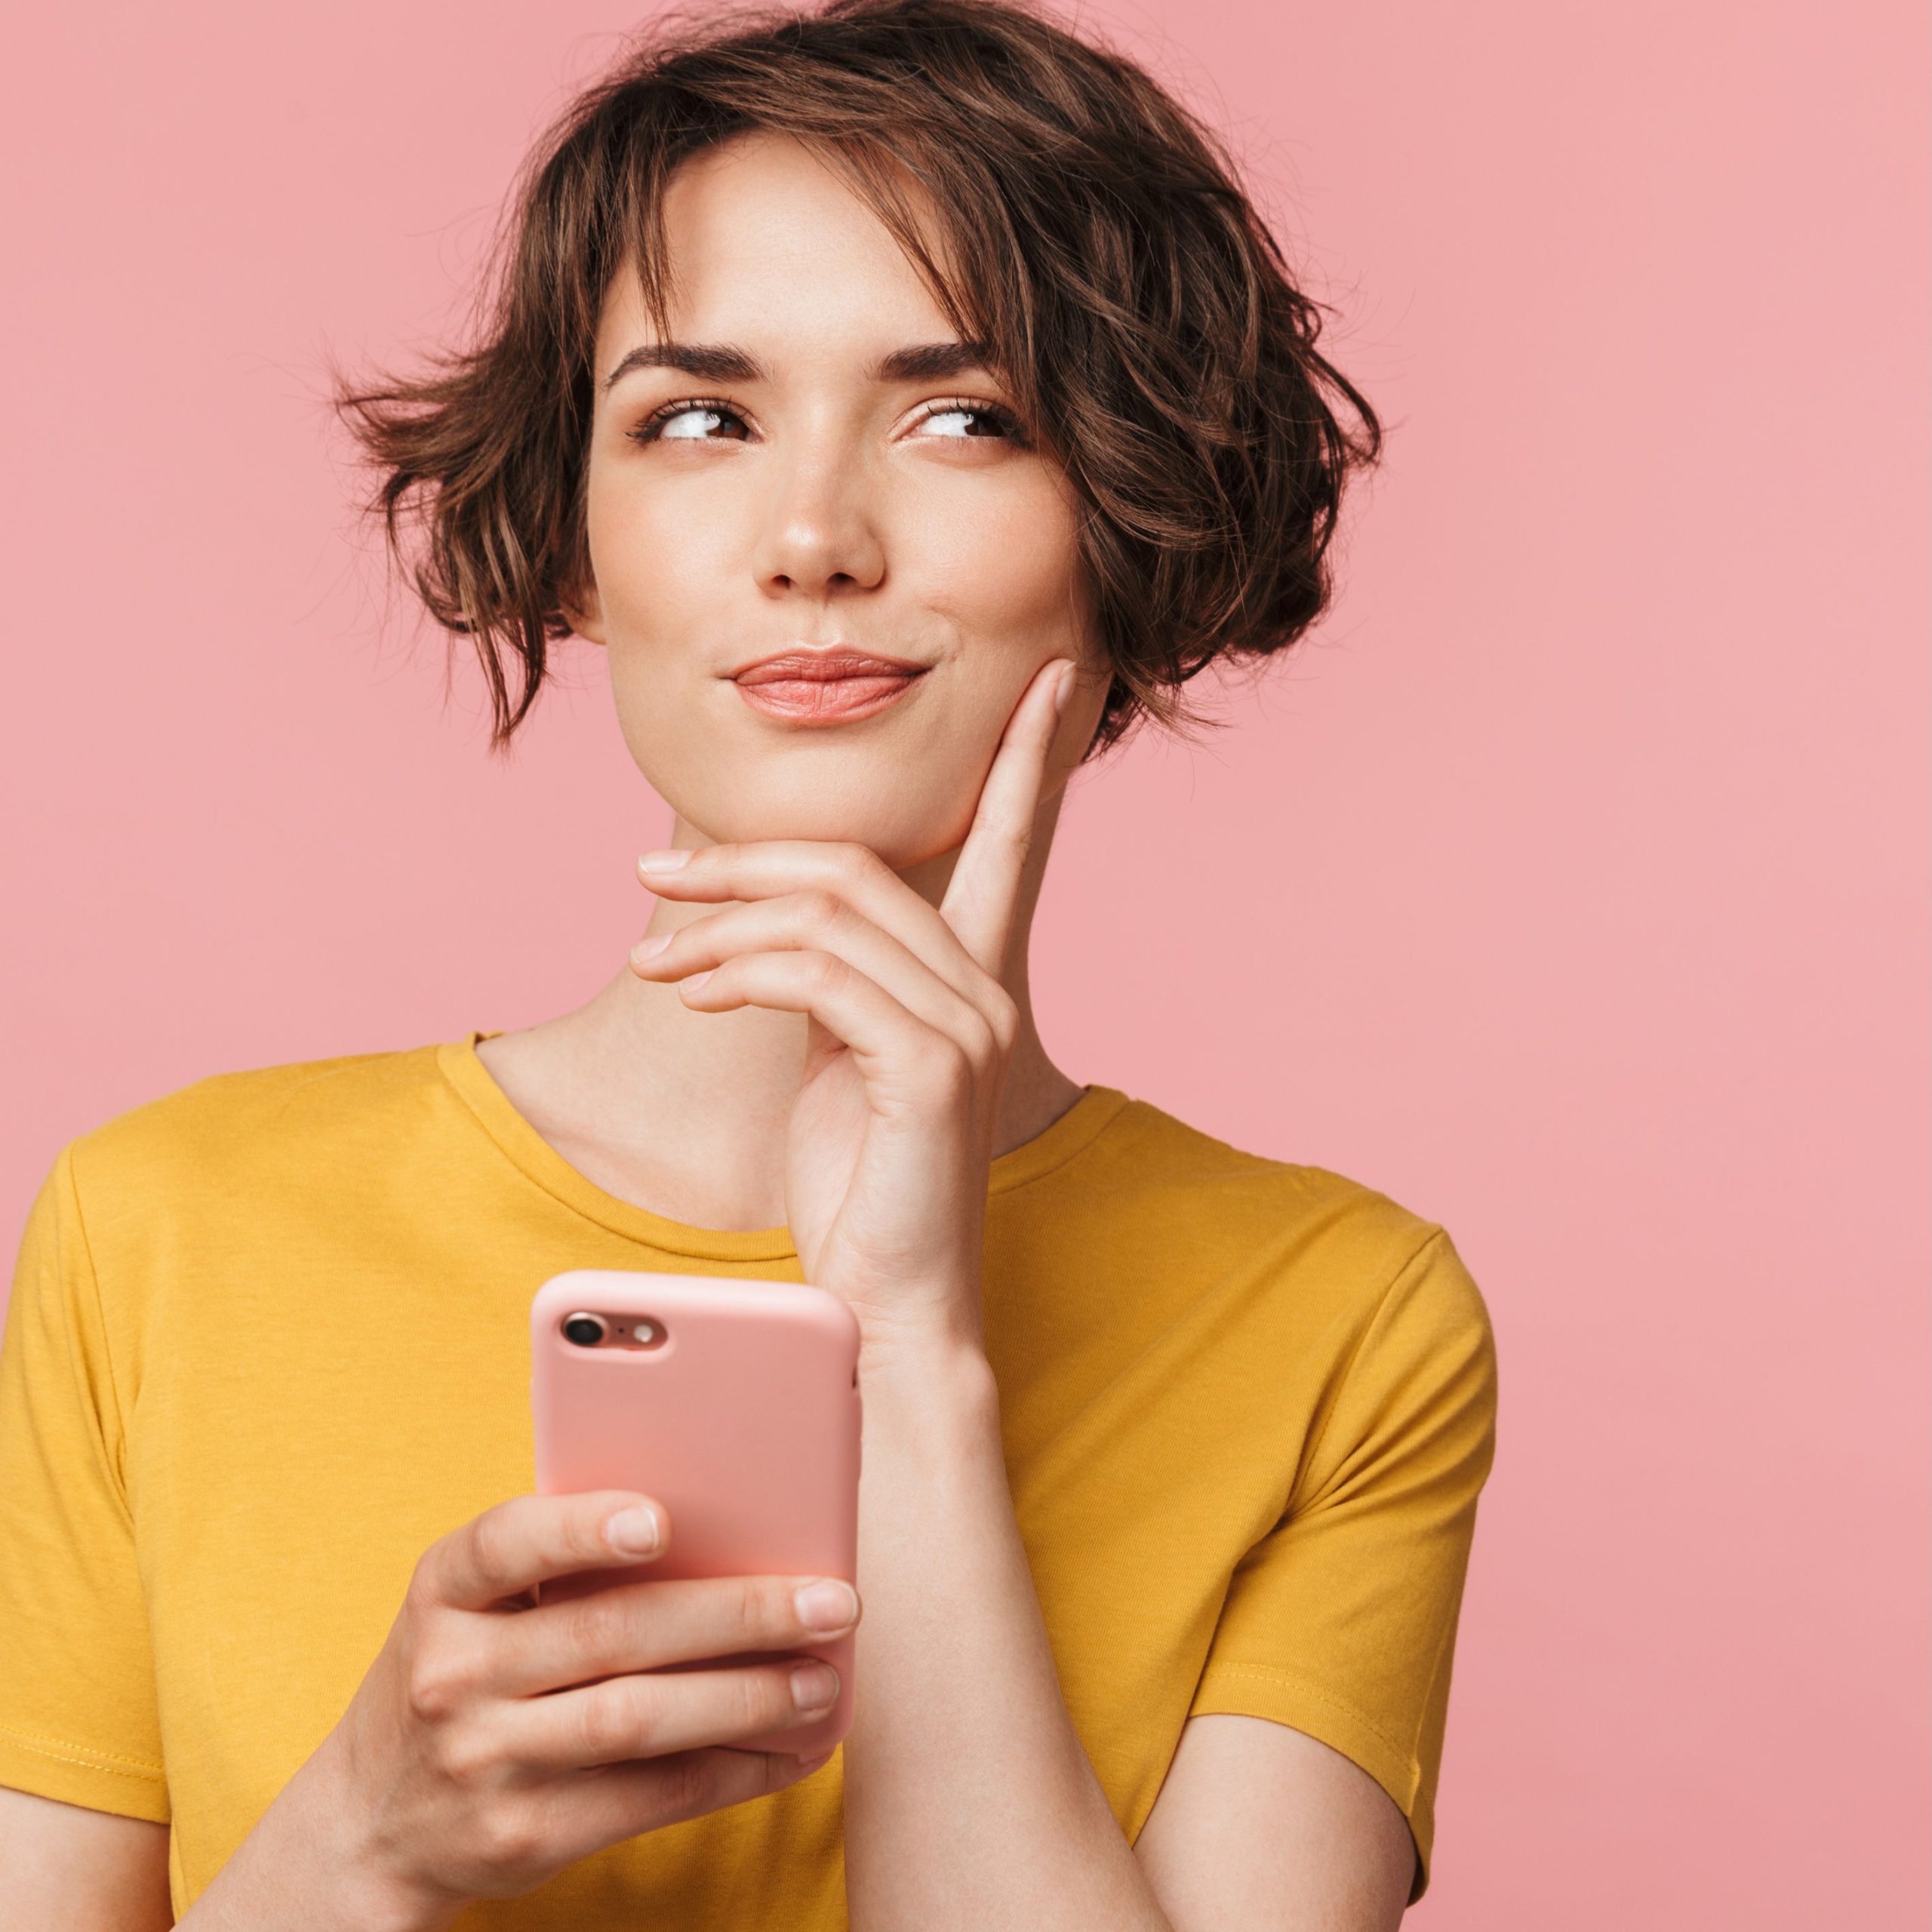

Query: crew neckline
[435,1031,1130,1262]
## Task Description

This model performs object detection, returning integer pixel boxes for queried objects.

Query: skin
[0,133,1415,1928]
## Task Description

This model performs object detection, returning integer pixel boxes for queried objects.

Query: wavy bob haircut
[337,0,1383,753]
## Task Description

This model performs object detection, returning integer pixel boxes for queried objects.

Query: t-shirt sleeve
[0,1147,170,1820]
[1187,1227,1497,1898]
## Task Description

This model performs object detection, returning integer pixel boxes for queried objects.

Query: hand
[628,658,1078,1355]
[204,1491,862,1930]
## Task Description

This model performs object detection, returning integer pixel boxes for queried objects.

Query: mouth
[728,646,930,726]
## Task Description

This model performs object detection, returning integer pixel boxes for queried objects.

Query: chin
[667,764,979,870]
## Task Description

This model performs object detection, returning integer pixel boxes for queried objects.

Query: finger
[491,1571,860,1698]
[547,1745,835,1866]
[631,895,995,1063]
[678,951,965,1096]
[422,1492,669,1613]
[940,657,1075,973]
[509,1654,842,1770]
[636,843,1000,1017]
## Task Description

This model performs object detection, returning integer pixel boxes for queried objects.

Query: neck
[474,790,1084,1233]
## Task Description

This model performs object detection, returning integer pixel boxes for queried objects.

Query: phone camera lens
[561,1313,608,1348]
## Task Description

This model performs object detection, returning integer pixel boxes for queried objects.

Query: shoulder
[1088,1091,1490,1326]
[1103,1099,1499,1460]
[1029,1091,1500,1421]
[59,1041,459,1251]
[70,1041,448,1171]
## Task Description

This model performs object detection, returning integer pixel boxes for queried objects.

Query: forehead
[597,131,958,361]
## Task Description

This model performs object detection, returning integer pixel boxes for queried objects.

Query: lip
[728,646,929,727]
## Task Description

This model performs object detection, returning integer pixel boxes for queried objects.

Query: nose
[752,441,887,602]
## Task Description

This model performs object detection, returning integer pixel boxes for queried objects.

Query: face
[568,132,1106,868]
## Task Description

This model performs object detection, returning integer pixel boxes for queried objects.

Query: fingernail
[604,1503,662,1556]
[794,1579,859,1632]
[638,850,691,875]
[681,970,713,991]
[790,1662,840,1712]
[1054,662,1076,716]
[794,1748,836,1774]
[631,933,672,963]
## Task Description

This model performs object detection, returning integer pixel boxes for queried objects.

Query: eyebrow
[601,338,995,391]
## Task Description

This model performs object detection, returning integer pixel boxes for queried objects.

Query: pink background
[2,0,1925,1921]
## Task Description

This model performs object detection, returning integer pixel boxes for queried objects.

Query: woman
[0,2,1497,1926]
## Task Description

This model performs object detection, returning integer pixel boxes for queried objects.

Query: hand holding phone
[196,1485,858,1930]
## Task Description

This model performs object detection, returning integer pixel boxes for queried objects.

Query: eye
[909,398,1029,445]
[629,398,752,445]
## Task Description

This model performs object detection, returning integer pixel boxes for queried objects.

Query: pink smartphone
[530,1269,863,1755]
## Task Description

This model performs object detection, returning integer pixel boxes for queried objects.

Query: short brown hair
[336,0,1383,753]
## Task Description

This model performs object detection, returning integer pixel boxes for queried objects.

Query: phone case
[530,1269,862,1755]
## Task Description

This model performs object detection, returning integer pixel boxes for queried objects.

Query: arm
[0,1785,173,1931]
[841,1335,1414,1932]
[841,1337,1168,1930]
[1136,1716,1414,1928]
[631,662,1420,1928]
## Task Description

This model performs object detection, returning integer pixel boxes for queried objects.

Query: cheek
[912,475,1086,647]
[585,470,740,641]
[583,470,742,795]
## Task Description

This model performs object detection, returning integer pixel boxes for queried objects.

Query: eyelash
[625,394,1030,447]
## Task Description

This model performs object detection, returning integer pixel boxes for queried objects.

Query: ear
[561,573,608,648]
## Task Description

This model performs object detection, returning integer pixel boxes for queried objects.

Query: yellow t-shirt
[0,1035,1496,1923]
